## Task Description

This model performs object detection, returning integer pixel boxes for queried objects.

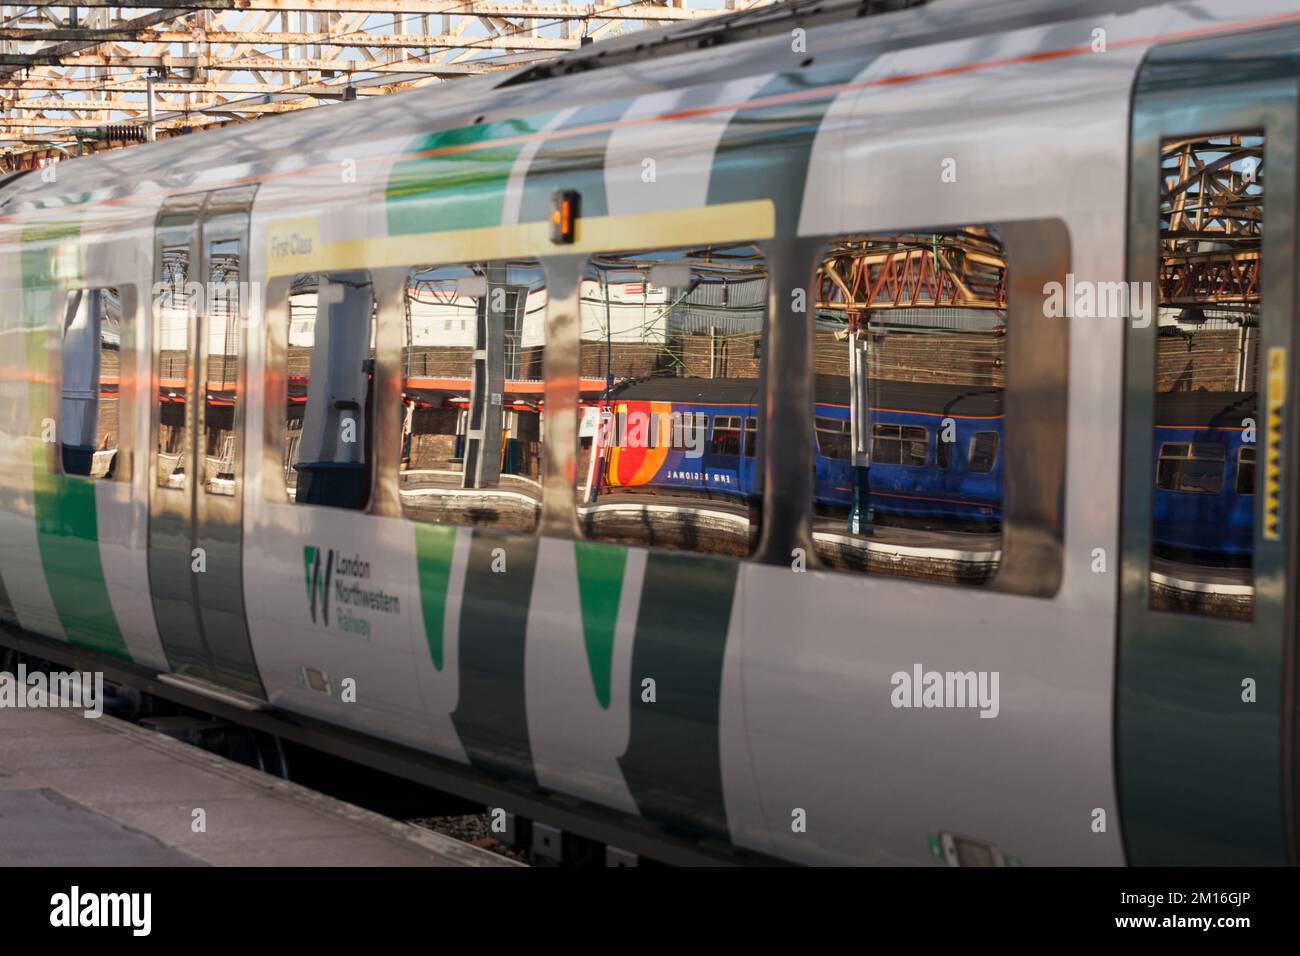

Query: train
[588,380,1256,560]
[1,0,1298,867]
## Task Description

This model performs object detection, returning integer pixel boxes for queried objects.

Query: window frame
[870,422,929,468]
[1235,443,1256,496]
[56,285,133,483]
[797,219,1070,596]
[1155,440,1227,495]
[967,430,1000,475]
[395,258,549,532]
[272,269,379,513]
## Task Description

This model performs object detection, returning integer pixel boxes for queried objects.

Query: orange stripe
[1154,423,1249,431]
[820,402,1003,421]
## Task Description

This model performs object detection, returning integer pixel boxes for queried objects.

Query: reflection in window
[398,260,546,532]
[203,237,240,496]
[967,432,999,475]
[284,272,376,511]
[1236,446,1256,495]
[61,288,122,480]
[156,232,191,489]
[1151,132,1262,619]
[811,229,1006,584]
[815,416,851,461]
[872,423,928,467]
[578,244,766,556]
[709,416,743,456]
[1156,442,1225,494]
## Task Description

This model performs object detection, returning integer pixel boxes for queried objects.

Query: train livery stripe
[266,200,775,277]
[707,58,874,232]
[451,530,540,785]
[21,223,130,660]
[516,99,628,223]
[385,114,559,236]
[618,551,738,842]
[572,540,627,709]
[414,523,457,671]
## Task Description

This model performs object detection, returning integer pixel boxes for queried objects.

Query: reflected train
[593,381,1256,558]
[2,0,1300,869]
[592,377,1004,525]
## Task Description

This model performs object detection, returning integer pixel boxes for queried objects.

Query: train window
[872,423,928,467]
[812,228,1006,583]
[202,237,241,496]
[284,271,377,511]
[577,244,766,557]
[59,288,123,480]
[967,431,999,474]
[669,412,707,451]
[1236,446,1256,495]
[156,228,192,489]
[744,416,758,458]
[1150,132,1261,620]
[1156,442,1225,494]
[398,259,546,532]
[814,416,851,461]
[709,416,743,456]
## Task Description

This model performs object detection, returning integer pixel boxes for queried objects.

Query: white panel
[96,480,169,669]
[604,75,773,217]
[243,504,434,751]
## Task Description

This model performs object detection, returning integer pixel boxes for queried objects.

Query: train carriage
[0,0,1298,866]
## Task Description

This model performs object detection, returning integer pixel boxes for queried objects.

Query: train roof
[609,374,1004,416]
[0,0,1193,224]
[814,375,1004,416]
[1154,391,1257,427]
[613,377,761,405]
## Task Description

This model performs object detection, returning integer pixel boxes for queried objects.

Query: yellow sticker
[1264,347,1284,542]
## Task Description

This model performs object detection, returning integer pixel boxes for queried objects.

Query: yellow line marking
[267,200,776,277]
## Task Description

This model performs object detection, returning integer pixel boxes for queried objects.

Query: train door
[1118,31,1299,864]
[147,186,264,698]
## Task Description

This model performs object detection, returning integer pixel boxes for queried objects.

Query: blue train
[1152,390,1256,561]
[596,378,1257,561]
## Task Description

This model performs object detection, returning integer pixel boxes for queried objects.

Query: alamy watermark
[890,663,999,718]
[0,663,103,718]
[1042,274,1153,327]
[598,407,705,458]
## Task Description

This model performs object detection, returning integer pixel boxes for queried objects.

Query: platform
[0,704,517,867]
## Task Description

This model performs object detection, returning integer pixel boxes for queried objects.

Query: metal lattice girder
[0,0,772,162]
[816,229,1009,316]
[1159,134,1264,314]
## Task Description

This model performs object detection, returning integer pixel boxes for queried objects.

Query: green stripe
[386,115,556,235]
[414,524,457,671]
[573,540,626,709]
[22,223,129,660]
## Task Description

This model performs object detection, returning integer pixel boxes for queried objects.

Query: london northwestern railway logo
[303,546,400,640]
